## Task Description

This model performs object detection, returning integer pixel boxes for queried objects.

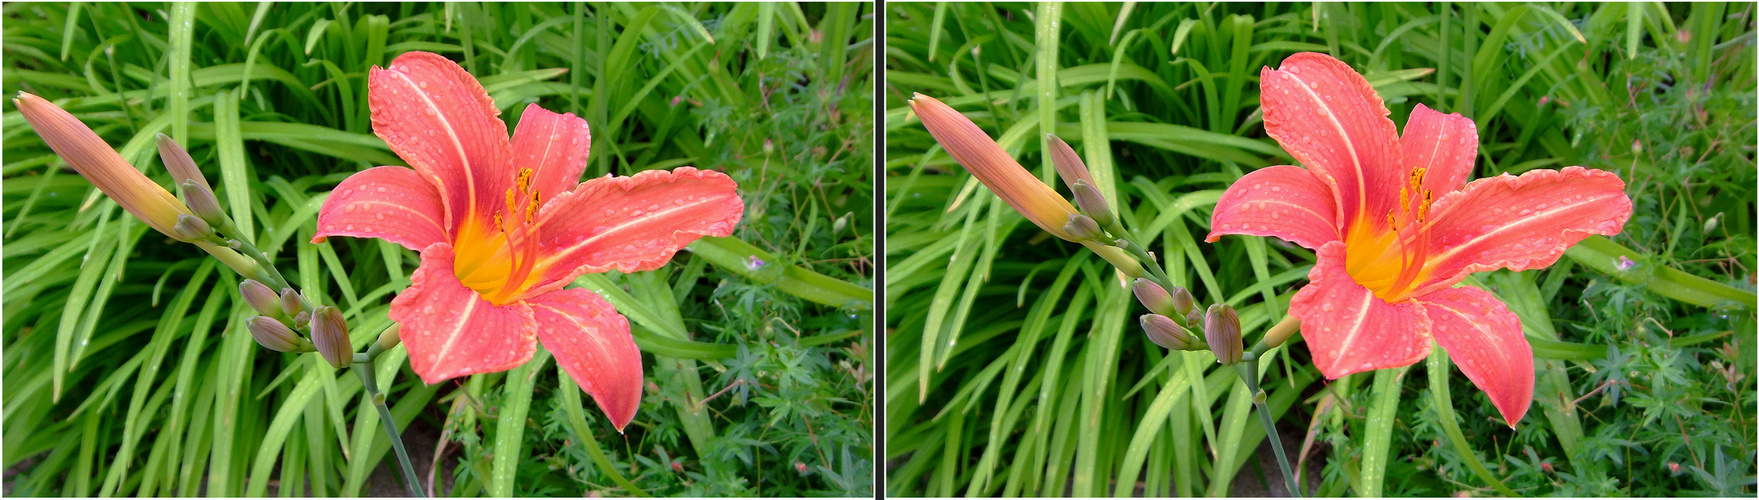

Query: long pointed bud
[1141,314,1199,350]
[249,316,312,353]
[155,133,211,193]
[1045,134,1098,190]
[909,93,1081,241]
[158,135,229,227]
[1133,279,1176,316]
[15,92,195,240]
[240,280,282,317]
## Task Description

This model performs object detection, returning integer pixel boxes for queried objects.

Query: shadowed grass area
[5,2,873,497]
[884,2,1753,497]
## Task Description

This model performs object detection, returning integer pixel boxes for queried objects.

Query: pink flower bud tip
[15,91,194,240]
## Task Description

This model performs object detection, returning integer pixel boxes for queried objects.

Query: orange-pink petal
[390,242,539,384]
[1400,104,1478,195]
[1206,165,1341,250]
[526,167,743,295]
[1415,285,1534,428]
[312,166,449,251]
[1260,53,1403,233]
[1290,241,1432,379]
[527,287,642,433]
[509,103,593,202]
[1409,166,1632,297]
[368,51,514,234]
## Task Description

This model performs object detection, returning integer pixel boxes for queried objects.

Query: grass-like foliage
[4,2,873,497]
[884,2,1753,496]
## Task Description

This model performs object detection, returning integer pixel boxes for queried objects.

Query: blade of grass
[1359,366,1407,497]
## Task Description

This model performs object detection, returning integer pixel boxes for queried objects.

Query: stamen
[526,190,540,223]
[1418,191,1434,223]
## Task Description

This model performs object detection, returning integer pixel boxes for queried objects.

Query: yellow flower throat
[1343,168,1436,303]
[453,168,548,305]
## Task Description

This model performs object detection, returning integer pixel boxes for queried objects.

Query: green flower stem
[354,359,424,497]
[1235,361,1302,497]
[1114,238,1177,298]
[1112,229,1303,496]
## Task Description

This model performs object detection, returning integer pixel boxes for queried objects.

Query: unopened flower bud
[1205,304,1242,365]
[910,94,1084,242]
[309,306,352,369]
[280,288,303,317]
[181,180,226,226]
[1069,179,1115,228]
[795,462,808,475]
[1141,314,1196,350]
[172,214,211,241]
[240,279,281,317]
[155,133,210,192]
[373,324,402,353]
[1132,279,1175,316]
[1185,309,1204,329]
[15,92,194,240]
[1169,287,1196,317]
[294,310,312,329]
[248,316,310,353]
[1064,214,1104,241]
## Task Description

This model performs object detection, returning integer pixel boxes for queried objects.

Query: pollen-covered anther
[526,190,540,223]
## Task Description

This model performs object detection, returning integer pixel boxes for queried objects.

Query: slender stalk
[1113,228,1303,496]
[1236,362,1302,497]
[354,359,425,497]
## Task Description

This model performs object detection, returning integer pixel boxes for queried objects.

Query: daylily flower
[313,52,743,431]
[908,93,1145,279]
[1207,52,1632,427]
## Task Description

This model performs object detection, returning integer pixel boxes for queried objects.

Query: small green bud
[239,279,281,317]
[181,180,226,226]
[248,316,310,353]
[280,288,303,318]
[171,214,212,241]
[155,133,210,193]
[1063,213,1104,241]
[1069,179,1115,228]
[1132,279,1176,316]
[1140,314,1197,350]
[1205,304,1242,365]
[1169,287,1196,318]
[373,324,402,353]
[309,306,352,369]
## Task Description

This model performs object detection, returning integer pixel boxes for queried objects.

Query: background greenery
[885,2,1754,496]
[4,2,872,496]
